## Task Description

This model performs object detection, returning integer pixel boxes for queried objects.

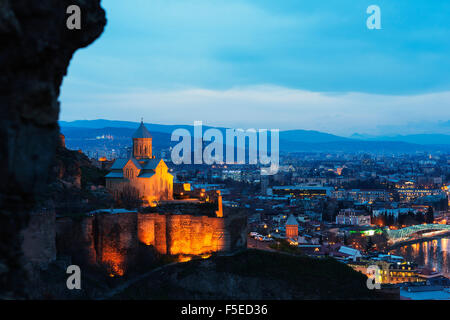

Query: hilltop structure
[106,121,173,205]
[286,214,299,240]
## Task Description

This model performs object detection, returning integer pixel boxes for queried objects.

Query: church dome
[132,120,152,139]
[286,214,298,226]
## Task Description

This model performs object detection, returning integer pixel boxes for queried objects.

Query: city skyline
[4,0,450,303]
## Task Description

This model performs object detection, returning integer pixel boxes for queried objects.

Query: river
[390,236,450,277]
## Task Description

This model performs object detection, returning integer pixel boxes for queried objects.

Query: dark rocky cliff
[0,0,106,298]
[48,141,113,214]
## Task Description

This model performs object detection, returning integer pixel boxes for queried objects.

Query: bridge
[386,224,450,244]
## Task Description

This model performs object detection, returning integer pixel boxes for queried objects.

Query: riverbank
[388,231,450,250]
[390,235,450,278]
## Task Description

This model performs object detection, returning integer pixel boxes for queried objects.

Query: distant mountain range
[350,133,450,145]
[59,119,450,154]
[60,119,193,134]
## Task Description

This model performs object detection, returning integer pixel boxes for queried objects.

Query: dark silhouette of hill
[112,249,396,300]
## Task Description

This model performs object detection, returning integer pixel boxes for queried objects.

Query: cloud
[66,0,450,94]
[61,1,450,134]
[60,84,450,136]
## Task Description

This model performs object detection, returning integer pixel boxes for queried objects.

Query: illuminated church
[106,120,173,204]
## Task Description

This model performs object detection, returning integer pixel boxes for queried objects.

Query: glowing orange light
[178,255,192,263]
[103,251,125,277]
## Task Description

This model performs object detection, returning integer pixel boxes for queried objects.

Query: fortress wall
[21,210,57,268]
[55,210,246,276]
[56,212,139,276]
[137,213,244,256]
[56,216,97,267]
[165,215,227,255]
[95,212,139,276]
[136,213,168,254]
[137,213,155,246]
[153,213,168,254]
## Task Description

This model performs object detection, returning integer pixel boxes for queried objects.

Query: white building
[336,209,371,226]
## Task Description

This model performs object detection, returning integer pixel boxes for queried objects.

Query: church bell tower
[132,119,153,159]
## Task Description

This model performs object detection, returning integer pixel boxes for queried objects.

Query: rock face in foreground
[0,0,106,298]
[49,141,113,213]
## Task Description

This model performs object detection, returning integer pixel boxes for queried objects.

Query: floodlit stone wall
[56,211,246,276]
[138,213,233,255]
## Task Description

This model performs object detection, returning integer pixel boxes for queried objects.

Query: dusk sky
[60,0,450,136]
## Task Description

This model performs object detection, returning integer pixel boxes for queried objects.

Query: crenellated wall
[94,212,139,276]
[56,212,139,277]
[138,213,235,255]
[56,211,246,276]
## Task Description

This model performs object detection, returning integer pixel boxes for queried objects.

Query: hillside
[112,249,393,300]
[41,139,113,214]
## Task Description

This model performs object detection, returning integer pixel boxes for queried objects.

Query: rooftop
[132,121,152,139]
[286,214,299,226]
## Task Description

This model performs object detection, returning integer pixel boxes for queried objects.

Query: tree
[117,186,142,209]
[343,233,348,246]
[416,212,425,224]
[425,207,434,224]
[365,237,375,252]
